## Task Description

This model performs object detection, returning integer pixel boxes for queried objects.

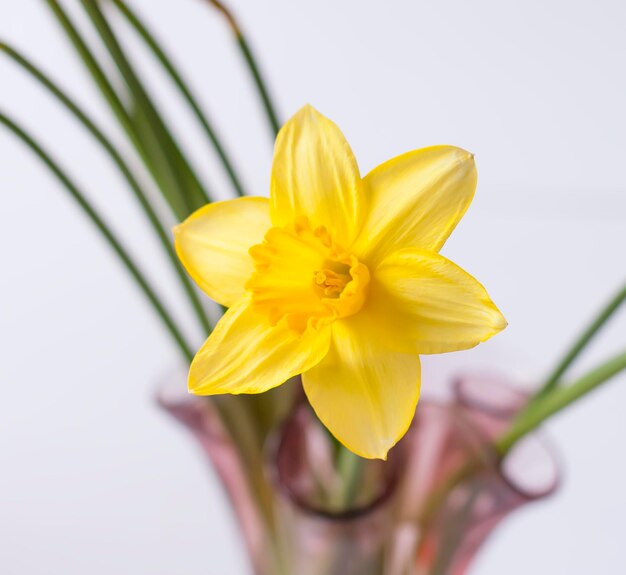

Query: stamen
[313,268,351,298]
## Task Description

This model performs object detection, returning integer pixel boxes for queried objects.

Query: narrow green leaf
[237,34,281,137]
[0,110,194,361]
[497,348,626,455]
[111,0,247,197]
[43,0,191,220]
[533,281,626,399]
[80,0,212,212]
[203,0,281,137]
[0,41,213,335]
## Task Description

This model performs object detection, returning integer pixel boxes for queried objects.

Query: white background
[1,1,625,573]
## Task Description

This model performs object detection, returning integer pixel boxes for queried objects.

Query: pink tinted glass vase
[158,374,558,575]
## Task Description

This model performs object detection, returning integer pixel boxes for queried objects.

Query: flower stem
[110,0,247,198]
[496,348,626,455]
[336,447,364,508]
[0,111,194,362]
[202,0,281,137]
[0,41,213,336]
[533,281,626,400]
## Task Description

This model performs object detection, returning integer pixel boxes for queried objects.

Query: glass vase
[158,373,559,575]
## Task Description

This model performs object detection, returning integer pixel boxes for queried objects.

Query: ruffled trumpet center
[246,216,370,332]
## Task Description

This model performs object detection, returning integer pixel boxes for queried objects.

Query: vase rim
[498,432,561,500]
[453,372,529,419]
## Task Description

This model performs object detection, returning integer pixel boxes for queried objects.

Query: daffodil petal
[353,146,476,264]
[270,105,364,247]
[369,248,507,354]
[189,298,332,395]
[174,197,271,306]
[302,314,420,460]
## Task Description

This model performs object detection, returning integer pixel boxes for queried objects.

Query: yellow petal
[189,298,332,395]
[352,146,476,264]
[369,248,507,354]
[174,197,271,306]
[270,105,364,247]
[302,314,421,460]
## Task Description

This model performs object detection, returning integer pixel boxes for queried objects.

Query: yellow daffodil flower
[174,105,506,459]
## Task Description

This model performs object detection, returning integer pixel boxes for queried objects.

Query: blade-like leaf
[0,110,193,361]
[203,0,281,137]
[497,347,626,455]
[532,282,626,399]
[111,0,246,198]
[44,0,192,219]
[80,0,211,212]
[0,41,212,335]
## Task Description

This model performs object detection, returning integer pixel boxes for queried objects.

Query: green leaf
[79,0,211,213]
[44,0,193,220]
[0,41,212,335]
[497,348,626,455]
[203,0,281,137]
[111,0,247,198]
[0,110,193,361]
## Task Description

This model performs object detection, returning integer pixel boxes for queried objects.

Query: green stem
[203,0,281,136]
[110,0,247,198]
[0,111,193,361]
[336,447,364,508]
[0,41,213,336]
[430,486,481,575]
[534,281,626,399]
[497,349,626,455]
[43,0,191,219]
[79,0,211,212]
[418,418,488,525]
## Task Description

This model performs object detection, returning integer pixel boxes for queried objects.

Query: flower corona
[246,216,370,332]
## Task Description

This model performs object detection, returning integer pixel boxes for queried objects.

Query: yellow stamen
[314,269,351,297]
